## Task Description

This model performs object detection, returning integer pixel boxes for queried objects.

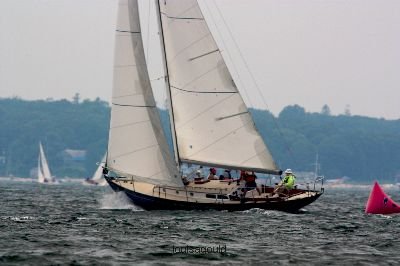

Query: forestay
[107,0,182,187]
[158,0,280,174]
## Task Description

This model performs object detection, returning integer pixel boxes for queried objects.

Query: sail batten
[112,103,156,108]
[158,0,280,174]
[116,30,141,34]
[170,85,237,94]
[107,0,182,187]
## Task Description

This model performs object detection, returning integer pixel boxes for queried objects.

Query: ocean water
[1,180,400,265]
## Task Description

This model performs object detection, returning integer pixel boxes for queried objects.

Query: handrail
[313,176,324,191]
[150,184,233,203]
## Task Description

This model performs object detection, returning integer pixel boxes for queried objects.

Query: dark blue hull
[105,177,322,213]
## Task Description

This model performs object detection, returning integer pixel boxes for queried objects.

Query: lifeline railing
[111,176,231,203]
[264,175,325,192]
[151,184,231,204]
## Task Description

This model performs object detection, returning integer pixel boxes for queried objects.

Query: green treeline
[1,98,399,182]
[250,106,400,182]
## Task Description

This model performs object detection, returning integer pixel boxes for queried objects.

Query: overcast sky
[0,0,399,119]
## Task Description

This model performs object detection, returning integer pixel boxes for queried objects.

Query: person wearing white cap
[271,168,296,197]
[194,169,203,182]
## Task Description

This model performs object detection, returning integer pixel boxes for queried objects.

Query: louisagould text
[172,245,227,255]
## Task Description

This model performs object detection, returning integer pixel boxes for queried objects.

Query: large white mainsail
[38,142,53,183]
[158,0,280,174]
[107,0,182,187]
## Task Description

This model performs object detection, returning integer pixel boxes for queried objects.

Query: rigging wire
[209,0,298,167]
[145,0,152,60]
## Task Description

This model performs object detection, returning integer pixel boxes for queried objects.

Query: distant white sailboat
[84,154,107,186]
[38,142,56,183]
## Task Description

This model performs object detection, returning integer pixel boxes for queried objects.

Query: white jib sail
[91,154,107,185]
[158,0,280,174]
[107,0,182,187]
[92,154,106,181]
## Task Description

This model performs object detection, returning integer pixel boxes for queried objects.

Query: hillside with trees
[250,106,400,182]
[0,97,109,178]
[1,98,399,182]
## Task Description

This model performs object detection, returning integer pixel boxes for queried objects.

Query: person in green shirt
[271,169,296,197]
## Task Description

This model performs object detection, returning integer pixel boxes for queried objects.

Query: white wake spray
[98,191,143,211]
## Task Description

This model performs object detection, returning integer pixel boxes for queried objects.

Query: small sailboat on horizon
[103,0,323,212]
[37,142,56,184]
[84,154,107,186]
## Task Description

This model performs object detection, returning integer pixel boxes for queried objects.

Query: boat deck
[109,177,319,205]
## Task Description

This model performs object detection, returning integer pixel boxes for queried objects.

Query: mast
[314,153,320,179]
[154,0,180,169]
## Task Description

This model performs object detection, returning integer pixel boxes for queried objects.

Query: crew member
[272,168,296,196]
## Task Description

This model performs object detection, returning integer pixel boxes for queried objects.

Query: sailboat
[84,154,107,186]
[37,142,56,183]
[103,0,323,212]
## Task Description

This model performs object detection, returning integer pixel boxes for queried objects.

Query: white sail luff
[107,0,182,187]
[37,152,45,183]
[155,0,180,168]
[158,0,280,174]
